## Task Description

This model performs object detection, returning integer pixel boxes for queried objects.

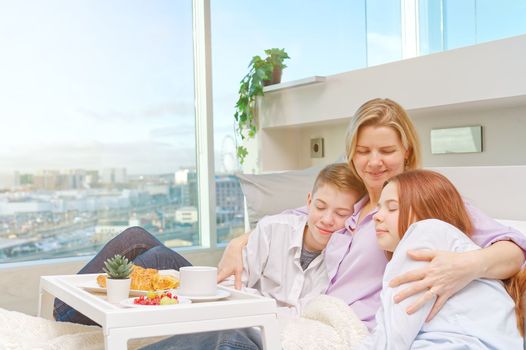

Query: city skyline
[0,165,245,262]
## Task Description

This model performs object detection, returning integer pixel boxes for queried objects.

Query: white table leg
[259,314,281,350]
[38,288,54,320]
[105,332,128,350]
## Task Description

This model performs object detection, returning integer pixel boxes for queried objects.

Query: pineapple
[103,254,134,279]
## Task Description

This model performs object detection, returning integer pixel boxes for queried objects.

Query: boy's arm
[242,219,271,289]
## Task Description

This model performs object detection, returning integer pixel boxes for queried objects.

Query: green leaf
[237,146,248,164]
[234,48,290,162]
[103,254,133,279]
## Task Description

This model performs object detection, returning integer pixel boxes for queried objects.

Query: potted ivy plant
[234,48,290,164]
[103,254,134,303]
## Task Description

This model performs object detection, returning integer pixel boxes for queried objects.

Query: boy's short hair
[312,163,365,196]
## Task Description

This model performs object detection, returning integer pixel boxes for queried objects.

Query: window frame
[193,0,217,250]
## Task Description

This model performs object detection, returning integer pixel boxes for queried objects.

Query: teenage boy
[240,163,365,315]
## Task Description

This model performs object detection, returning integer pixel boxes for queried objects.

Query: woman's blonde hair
[345,98,422,181]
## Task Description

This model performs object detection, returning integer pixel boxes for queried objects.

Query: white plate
[78,270,178,296]
[173,289,230,301]
[120,296,191,308]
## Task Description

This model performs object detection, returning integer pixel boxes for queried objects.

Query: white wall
[414,104,526,167]
[280,103,526,170]
[251,34,526,172]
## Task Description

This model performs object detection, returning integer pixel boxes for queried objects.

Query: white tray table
[38,273,279,350]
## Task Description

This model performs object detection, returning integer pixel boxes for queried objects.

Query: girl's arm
[367,222,443,350]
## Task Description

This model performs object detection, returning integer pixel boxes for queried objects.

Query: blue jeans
[139,329,263,350]
[53,226,192,325]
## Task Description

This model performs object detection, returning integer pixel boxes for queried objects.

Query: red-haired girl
[363,169,524,349]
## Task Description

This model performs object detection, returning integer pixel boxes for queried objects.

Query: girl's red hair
[387,170,472,238]
[504,269,526,336]
[387,169,525,335]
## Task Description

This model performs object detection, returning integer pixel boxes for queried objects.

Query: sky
[0,0,524,175]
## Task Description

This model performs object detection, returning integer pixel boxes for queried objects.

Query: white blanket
[0,308,163,350]
[281,295,370,350]
[0,296,369,350]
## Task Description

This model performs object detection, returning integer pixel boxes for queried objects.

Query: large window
[366,0,402,65]
[0,1,198,263]
[419,0,526,54]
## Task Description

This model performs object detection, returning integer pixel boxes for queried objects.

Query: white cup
[179,266,217,296]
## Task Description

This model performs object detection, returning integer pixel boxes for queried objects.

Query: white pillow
[236,166,323,228]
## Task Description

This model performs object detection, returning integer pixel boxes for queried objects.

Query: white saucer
[174,289,230,301]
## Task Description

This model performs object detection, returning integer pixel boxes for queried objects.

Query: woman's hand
[217,233,250,289]
[390,241,523,321]
[389,249,479,321]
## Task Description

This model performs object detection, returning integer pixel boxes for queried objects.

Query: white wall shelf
[257,35,526,130]
[248,34,526,172]
[262,76,326,93]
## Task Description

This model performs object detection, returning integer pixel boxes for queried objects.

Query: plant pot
[106,278,131,303]
[262,66,282,86]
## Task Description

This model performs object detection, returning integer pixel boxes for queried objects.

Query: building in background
[175,206,197,225]
[100,168,127,186]
[215,175,244,224]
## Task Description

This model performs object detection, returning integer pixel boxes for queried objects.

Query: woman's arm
[390,239,524,321]
[217,233,250,289]
[390,202,526,320]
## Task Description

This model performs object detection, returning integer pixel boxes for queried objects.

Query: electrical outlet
[310,137,324,158]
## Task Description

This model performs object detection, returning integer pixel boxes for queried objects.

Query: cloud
[149,124,195,139]
[366,32,401,66]
[78,101,194,122]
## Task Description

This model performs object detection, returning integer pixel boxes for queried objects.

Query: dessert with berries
[133,291,179,306]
